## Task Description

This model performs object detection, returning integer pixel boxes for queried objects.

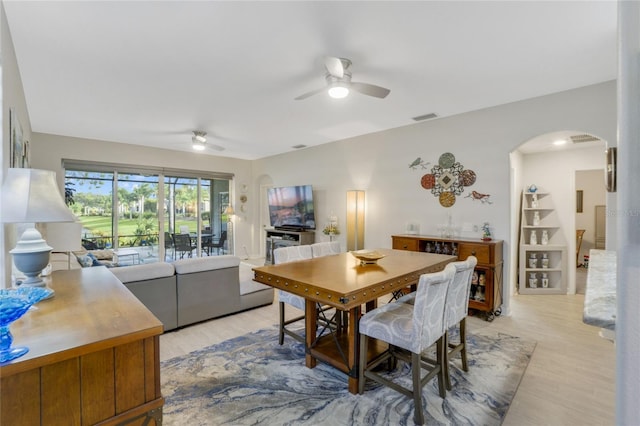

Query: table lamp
[0,168,77,287]
[44,221,83,270]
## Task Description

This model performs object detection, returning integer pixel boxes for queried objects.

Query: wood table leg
[347,306,361,394]
[305,299,317,369]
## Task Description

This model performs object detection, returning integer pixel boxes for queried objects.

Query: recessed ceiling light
[553,139,567,146]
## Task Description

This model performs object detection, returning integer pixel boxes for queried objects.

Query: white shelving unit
[519,190,567,294]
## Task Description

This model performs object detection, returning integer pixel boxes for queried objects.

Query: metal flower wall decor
[410,152,492,207]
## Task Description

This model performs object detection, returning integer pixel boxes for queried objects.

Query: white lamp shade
[45,222,83,252]
[0,168,76,223]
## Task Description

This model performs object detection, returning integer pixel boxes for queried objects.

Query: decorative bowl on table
[351,250,386,265]
[0,286,53,363]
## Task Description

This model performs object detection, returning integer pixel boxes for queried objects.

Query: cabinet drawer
[393,237,419,251]
[458,243,491,264]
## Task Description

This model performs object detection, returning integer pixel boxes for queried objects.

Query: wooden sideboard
[0,267,164,425]
[392,235,504,321]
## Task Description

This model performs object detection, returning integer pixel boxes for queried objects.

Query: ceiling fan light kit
[192,131,207,151]
[328,85,349,99]
[295,56,390,101]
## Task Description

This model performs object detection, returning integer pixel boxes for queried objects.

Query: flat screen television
[267,185,316,231]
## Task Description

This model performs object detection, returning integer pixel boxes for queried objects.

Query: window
[64,161,232,265]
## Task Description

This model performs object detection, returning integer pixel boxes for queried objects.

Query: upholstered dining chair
[358,264,455,425]
[397,256,477,391]
[273,245,314,344]
[310,240,345,330]
[310,241,341,258]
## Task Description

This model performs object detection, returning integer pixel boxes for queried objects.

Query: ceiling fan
[191,130,224,152]
[294,57,391,101]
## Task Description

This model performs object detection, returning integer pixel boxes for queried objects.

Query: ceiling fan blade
[324,56,344,78]
[208,144,225,152]
[350,82,391,99]
[294,86,326,100]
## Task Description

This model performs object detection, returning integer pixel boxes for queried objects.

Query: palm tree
[117,187,137,219]
[133,183,155,217]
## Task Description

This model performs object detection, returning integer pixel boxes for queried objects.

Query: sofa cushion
[239,261,270,295]
[111,262,175,283]
[173,255,241,274]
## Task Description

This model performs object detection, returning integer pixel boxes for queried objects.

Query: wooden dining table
[252,248,456,394]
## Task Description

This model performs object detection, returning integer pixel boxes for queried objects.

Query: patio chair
[164,232,175,260]
[209,231,227,255]
[173,233,195,259]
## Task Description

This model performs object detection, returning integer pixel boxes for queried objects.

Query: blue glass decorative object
[0,287,53,363]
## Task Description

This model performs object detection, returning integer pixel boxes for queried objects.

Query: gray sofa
[111,256,273,331]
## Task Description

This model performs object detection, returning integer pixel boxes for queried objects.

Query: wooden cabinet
[519,190,567,294]
[0,267,164,425]
[392,235,503,320]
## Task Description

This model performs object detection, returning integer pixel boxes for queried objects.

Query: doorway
[510,131,606,296]
[575,169,606,294]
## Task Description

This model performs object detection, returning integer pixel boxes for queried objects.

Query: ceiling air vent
[412,113,438,121]
[292,144,307,149]
[570,134,600,144]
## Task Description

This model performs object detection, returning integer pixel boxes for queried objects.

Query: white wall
[520,145,607,293]
[253,81,617,315]
[1,2,32,288]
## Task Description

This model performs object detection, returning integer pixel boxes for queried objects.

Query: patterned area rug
[161,327,535,425]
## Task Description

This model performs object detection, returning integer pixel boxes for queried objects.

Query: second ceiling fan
[294,56,391,101]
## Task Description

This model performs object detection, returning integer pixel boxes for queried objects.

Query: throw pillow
[86,252,104,267]
[75,253,104,267]
[75,254,94,268]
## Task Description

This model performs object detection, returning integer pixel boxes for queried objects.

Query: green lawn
[79,215,200,238]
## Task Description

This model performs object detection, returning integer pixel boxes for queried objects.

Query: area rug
[161,327,535,425]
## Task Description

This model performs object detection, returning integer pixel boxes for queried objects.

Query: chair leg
[460,317,468,371]
[278,302,285,345]
[411,352,425,425]
[444,331,452,391]
[436,337,447,398]
[358,334,369,394]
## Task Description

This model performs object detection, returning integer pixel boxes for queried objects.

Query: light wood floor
[160,293,615,425]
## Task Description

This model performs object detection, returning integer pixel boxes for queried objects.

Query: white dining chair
[396,256,477,390]
[273,245,313,345]
[441,256,477,389]
[358,264,455,425]
[310,241,341,258]
[310,240,345,329]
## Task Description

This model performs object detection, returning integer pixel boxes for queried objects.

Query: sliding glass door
[65,162,233,265]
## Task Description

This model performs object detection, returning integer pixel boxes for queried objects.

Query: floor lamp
[0,168,77,288]
[346,190,365,251]
[224,205,234,255]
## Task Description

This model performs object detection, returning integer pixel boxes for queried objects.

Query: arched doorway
[509,130,606,296]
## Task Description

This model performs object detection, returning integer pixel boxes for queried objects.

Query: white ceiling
[3,1,617,160]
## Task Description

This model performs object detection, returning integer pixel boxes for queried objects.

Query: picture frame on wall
[9,108,27,168]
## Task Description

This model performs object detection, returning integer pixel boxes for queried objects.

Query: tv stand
[265,229,315,264]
